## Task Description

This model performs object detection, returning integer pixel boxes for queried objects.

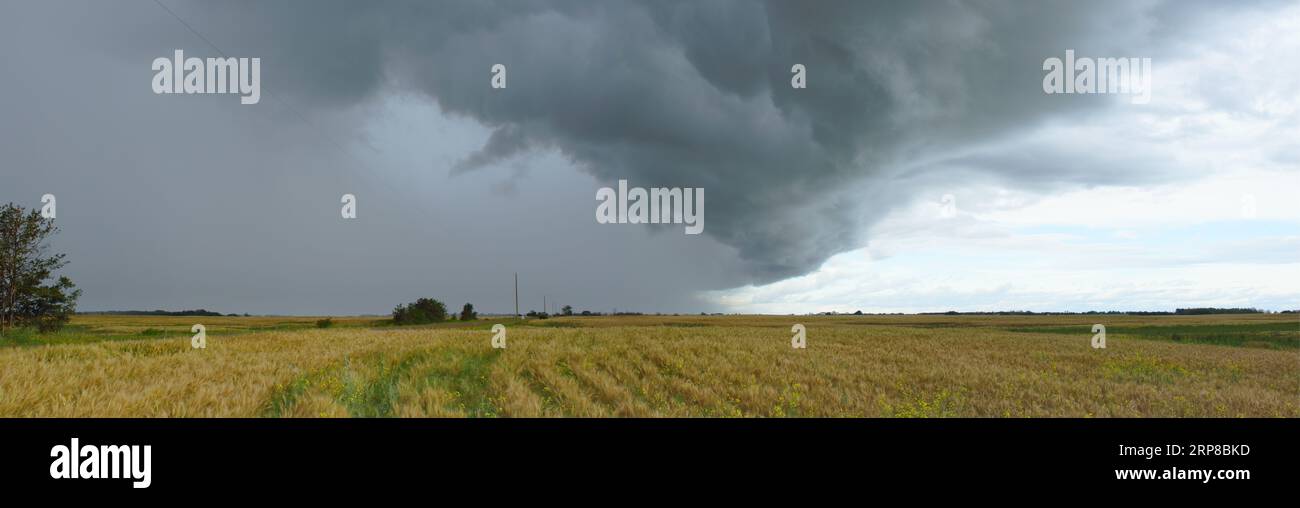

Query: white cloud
[707,6,1300,314]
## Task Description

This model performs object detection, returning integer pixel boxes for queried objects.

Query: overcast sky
[1,0,1296,315]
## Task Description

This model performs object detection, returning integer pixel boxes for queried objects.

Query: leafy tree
[561,305,573,316]
[17,276,79,332]
[392,297,448,325]
[0,203,80,333]
[459,303,477,321]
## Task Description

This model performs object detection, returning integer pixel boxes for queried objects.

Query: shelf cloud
[1,0,1294,313]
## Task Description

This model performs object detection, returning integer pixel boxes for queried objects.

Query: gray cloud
[173,0,1279,281]
[0,0,1290,314]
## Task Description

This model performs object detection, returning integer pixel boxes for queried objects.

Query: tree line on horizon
[81,309,237,317]
[4,201,1290,333]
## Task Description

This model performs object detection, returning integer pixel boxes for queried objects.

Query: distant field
[0,313,1295,417]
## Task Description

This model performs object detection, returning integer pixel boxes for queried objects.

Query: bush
[18,276,80,333]
[392,298,448,325]
[0,326,38,345]
[316,318,334,328]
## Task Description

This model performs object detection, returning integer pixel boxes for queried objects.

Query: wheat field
[0,314,1295,417]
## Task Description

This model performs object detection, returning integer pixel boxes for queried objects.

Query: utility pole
[514,273,519,318]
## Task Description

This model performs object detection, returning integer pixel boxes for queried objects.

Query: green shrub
[392,298,448,325]
[0,326,38,345]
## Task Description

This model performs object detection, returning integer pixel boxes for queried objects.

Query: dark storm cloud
[168,0,1271,283]
[1,0,1285,315]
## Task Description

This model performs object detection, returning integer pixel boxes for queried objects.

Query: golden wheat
[0,314,1294,417]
